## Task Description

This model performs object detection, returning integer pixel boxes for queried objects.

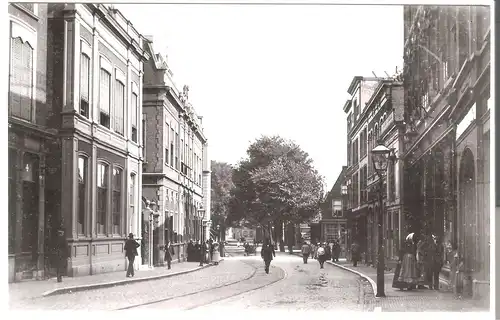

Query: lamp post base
[375,292,386,298]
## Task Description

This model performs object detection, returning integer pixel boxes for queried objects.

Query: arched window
[97,162,109,234]
[112,167,123,235]
[77,156,88,235]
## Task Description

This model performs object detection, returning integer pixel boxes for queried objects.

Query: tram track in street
[115,249,287,310]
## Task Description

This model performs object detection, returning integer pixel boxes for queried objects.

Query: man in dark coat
[55,228,68,283]
[124,233,140,277]
[324,242,332,261]
[351,241,360,267]
[187,240,194,262]
[164,240,174,270]
[300,241,311,264]
[334,240,342,262]
[209,239,214,261]
[430,235,444,290]
[261,238,276,274]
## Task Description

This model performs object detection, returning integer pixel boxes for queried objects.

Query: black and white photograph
[6,0,492,314]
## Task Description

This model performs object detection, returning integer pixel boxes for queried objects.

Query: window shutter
[99,69,110,115]
[20,41,33,121]
[114,80,124,135]
[10,37,23,118]
[80,54,90,102]
[131,93,137,127]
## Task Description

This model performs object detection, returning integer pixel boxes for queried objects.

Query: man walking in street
[317,243,326,269]
[261,238,276,274]
[351,241,360,267]
[124,233,140,277]
[301,241,311,264]
[55,228,68,283]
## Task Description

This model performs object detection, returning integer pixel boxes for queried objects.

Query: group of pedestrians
[300,240,342,269]
[393,233,445,291]
[187,238,219,264]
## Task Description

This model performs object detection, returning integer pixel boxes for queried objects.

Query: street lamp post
[148,201,159,268]
[371,141,392,298]
[198,205,205,266]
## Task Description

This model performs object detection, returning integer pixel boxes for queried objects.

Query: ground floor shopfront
[320,219,348,258]
[142,173,204,267]
[8,123,57,282]
[56,136,144,277]
[402,45,490,298]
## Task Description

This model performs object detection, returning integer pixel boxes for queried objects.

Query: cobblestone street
[201,252,374,311]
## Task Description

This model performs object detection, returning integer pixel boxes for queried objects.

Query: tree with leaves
[210,161,234,242]
[229,135,324,251]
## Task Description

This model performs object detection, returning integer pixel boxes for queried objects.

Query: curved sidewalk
[327,260,490,312]
[9,260,217,303]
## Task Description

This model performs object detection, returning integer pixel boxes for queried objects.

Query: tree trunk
[275,220,285,252]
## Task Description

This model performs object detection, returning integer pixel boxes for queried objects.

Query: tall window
[112,167,122,235]
[97,163,108,234]
[332,200,342,217]
[77,156,87,235]
[80,54,90,118]
[99,69,111,128]
[458,7,470,69]
[114,80,125,135]
[165,124,169,165]
[130,173,136,232]
[389,162,396,201]
[170,128,175,166]
[131,93,138,142]
[8,149,17,254]
[10,37,33,121]
[175,133,179,170]
[142,116,146,158]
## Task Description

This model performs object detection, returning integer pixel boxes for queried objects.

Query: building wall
[47,4,148,276]
[402,5,490,296]
[8,3,55,282]
[142,38,208,265]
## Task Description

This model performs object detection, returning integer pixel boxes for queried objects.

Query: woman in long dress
[397,238,418,290]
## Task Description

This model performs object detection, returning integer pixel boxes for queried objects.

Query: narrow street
[10,246,373,311]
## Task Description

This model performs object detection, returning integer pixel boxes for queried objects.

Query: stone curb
[42,259,224,297]
[290,252,380,298]
[325,260,380,299]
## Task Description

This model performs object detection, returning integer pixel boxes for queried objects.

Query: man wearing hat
[55,227,69,283]
[124,233,140,277]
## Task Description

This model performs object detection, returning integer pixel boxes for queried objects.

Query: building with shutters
[45,4,149,277]
[141,37,210,266]
[8,3,57,282]
[402,5,490,298]
[343,76,406,267]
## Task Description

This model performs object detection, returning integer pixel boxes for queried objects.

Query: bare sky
[116,3,404,189]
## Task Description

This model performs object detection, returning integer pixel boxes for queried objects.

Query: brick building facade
[46,4,149,276]
[142,37,209,266]
[344,77,406,266]
[402,5,490,297]
[8,3,56,282]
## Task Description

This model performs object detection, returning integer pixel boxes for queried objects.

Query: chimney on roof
[144,35,154,43]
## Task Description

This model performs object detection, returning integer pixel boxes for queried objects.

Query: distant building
[319,167,348,256]
[142,37,209,265]
[230,227,256,241]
